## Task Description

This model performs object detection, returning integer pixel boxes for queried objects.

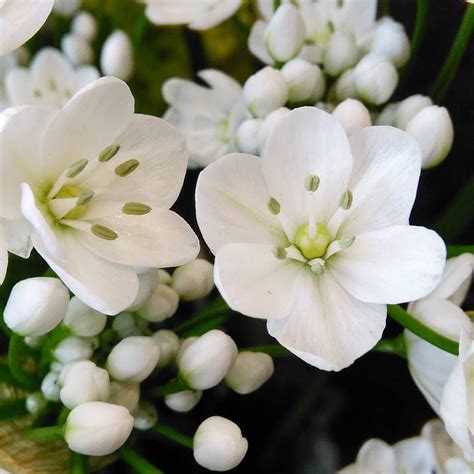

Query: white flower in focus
[196,107,446,371]
[393,95,433,130]
[100,30,134,81]
[163,69,246,168]
[171,258,214,301]
[0,0,54,56]
[0,76,199,314]
[165,390,202,413]
[144,0,241,31]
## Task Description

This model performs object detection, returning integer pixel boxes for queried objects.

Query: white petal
[197,69,242,96]
[0,241,7,284]
[330,225,446,304]
[248,21,274,65]
[214,243,305,320]
[332,0,377,40]
[188,0,241,30]
[393,437,437,473]
[31,47,74,88]
[4,68,35,105]
[1,216,32,258]
[267,270,386,371]
[355,439,396,473]
[196,153,287,253]
[75,65,100,89]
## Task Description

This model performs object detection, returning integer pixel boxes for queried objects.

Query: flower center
[294,223,331,259]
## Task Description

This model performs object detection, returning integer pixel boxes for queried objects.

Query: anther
[66,159,88,178]
[305,175,320,192]
[77,190,94,206]
[122,202,152,215]
[267,197,280,215]
[99,144,120,163]
[273,247,287,260]
[339,189,353,210]
[115,159,139,177]
[91,224,118,241]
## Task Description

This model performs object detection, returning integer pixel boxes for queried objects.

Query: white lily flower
[144,0,241,31]
[100,30,134,81]
[196,107,446,371]
[163,69,247,168]
[0,76,199,314]
[0,0,54,56]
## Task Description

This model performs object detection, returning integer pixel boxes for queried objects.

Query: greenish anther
[98,144,120,162]
[273,247,287,260]
[66,159,88,178]
[268,197,280,215]
[122,202,152,215]
[294,223,331,259]
[91,224,118,241]
[339,235,355,249]
[115,159,140,177]
[339,189,353,210]
[305,175,320,192]
[77,190,94,206]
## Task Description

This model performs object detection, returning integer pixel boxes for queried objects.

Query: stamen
[339,235,355,249]
[91,224,118,241]
[273,247,287,260]
[325,235,355,258]
[115,159,139,177]
[305,175,320,192]
[267,197,280,215]
[122,202,152,215]
[99,144,120,162]
[311,263,324,275]
[339,189,353,210]
[66,159,88,178]
[33,89,42,98]
[77,190,94,206]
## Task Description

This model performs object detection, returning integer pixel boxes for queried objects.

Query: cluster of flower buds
[61,10,97,66]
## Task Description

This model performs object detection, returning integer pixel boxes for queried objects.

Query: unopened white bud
[236,119,262,154]
[281,58,325,103]
[257,107,290,153]
[108,381,140,413]
[137,284,179,322]
[61,33,94,66]
[335,68,357,101]
[107,336,159,383]
[193,416,248,471]
[65,402,134,456]
[179,330,237,390]
[26,392,47,414]
[225,351,274,395]
[354,54,398,105]
[176,337,198,365]
[41,371,61,401]
[71,11,98,42]
[324,31,358,77]
[152,329,180,368]
[394,94,433,129]
[127,269,159,311]
[53,336,94,364]
[332,99,371,136]
[158,269,172,285]
[100,30,134,81]
[375,102,399,125]
[133,401,158,430]
[172,259,214,301]
[243,67,288,118]
[405,105,454,169]
[59,360,110,409]
[24,335,46,348]
[164,390,202,413]
[63,297,107,337]
[264,4,305,63]
[112,312,140,338]
[4,277,69,336]
[53,0,80,16]
[370,17,410,68]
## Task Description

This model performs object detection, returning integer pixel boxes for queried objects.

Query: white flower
[136,283,179,322]
[281,58,325,104]
[0,0,54,56]
[163,69,247,168]
[0,50,19,111]
[64,401,134,455]
[171,258,214,301]
[196,107,446,371]
[100,30,134,81]
[256,107,290,153]
[53,0,80,17]
[332,98,371,136]
[152,329,180,368]
[193,416,248,471]
[164,390,202,413]
[71,11,97,42]
[4,277,69,336]
[61,33,94,66]
[0,76,199,314]
[54,336,94,363]
[63,296,107,337]
[334,68,357,101]
[144,0,241,31]
[107,381,140,413]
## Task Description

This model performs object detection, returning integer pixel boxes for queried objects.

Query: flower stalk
[120,446,164,474]
[152,424,193,449]
[24,425,64,441]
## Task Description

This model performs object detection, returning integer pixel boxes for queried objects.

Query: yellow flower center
[294,223,331,259]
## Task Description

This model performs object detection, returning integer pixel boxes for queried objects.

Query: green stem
[241,344,290,357]
[152,424,193,449]
[431,4,474,102]
[133,7,148,51]
[0,363,25,388]
[0,398,28,421]
[373,334,407,358]
[69,452,88,474]
[447,245,474,257]
[120,446,164,474]
[387,304,458,355]
[151,377,188,397]
[24,425,64,441]
[8,334,41,390]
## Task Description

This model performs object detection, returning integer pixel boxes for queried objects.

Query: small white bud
[53,336,94,364]
[65,401,134,456]
[354,54,398,105]
[108,381,140,413]
[26,392,47,414]
[24,335,46,348]
[137,284,179,322]
[332,98,372,136]
[164,390,202,413]
[335,68,357,101]
[127,269,159,311]
[405,105,454,169]
[152,329,180,368]
[281,58,325,103]
[63,296,107,337]
[53,0,80,16]
[133,401,158,431]
[176,337,199,365]
[193,416,248,471]
[257,107,290,153]
[61,33,94,66]
[394,95,433,130]
[41,371,61,402]
[100,30,134,81]
[370,17,410,68]
[4,277,69,336]
[59,360,110,409]
[171,259,214,301]
[323,31,359,77]
[243,67,288,118]
[225,351,274,395]
[236,118,262,155]
[375,102,399,125]
[107,336,160,383]
[71,11,98,42]
[112,311,140,338]
[158,269,172,285]
[264,4,305,63]
[179,330,238,390]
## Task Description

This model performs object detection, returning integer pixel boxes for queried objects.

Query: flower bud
[171,259,214,301]
[41,371,61,402]
[53,0,80,16]
[108,381,140,413]
[257,107,290,153]
[127,269,159,311]
[26,392,47,414]
[158,269,172,285]
[100,30,134,81]
[65,401,134,456]
[133,401,158,431]
[236,119,262,155]
[107,336,160,383]
[323,31,359,77]
[264,4,305,63]
[136,284,179,322]
[61,33,94,66]
[53,336,94,364]
[375,102,399,125]
[394,95,433,130]
[152,329,180,368]
[59,360,110,409]
[179,330,237,390]
[193,416,248,471]
[354,54,398,105]
[164,390,202,413]
[63,297,107,337]
[225,351,274,395]
[71,11,98,42]
[335,68,357,102]
[332,99,371,136]
[405,105,454,169]
[4,277,69,336]
[112,311,140,338]
[281,58,325,103]
[176,337,198,365]
[243,67,288,118]
[370,17,410,68]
